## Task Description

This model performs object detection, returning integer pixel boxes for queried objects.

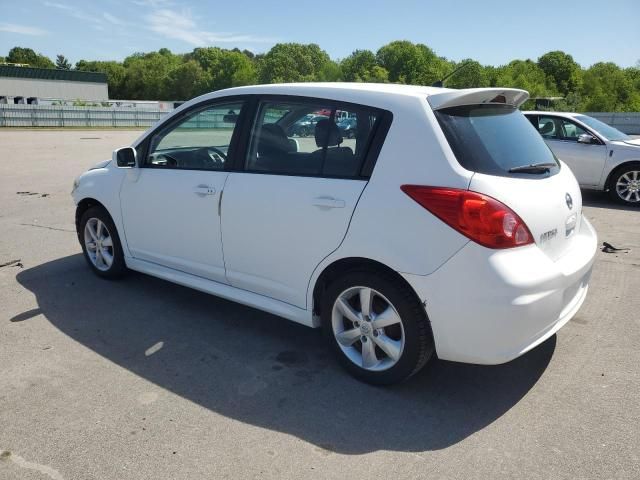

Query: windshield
[574,115,629,141]
[435,104,559,177]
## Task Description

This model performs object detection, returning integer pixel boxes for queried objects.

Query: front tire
[321,269,434,385]
[79,206,127,279]
[609,164,640,205]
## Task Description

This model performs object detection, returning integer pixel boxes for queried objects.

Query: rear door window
[245,99,382,178]
[435,104,559,177]
[537,116,561,139]
[558,118,588,141]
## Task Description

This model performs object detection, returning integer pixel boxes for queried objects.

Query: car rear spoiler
[427,88,529,111]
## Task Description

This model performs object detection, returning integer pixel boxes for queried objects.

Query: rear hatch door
[429,90,582,261]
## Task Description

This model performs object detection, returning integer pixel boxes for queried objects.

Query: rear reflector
[401,186,533,249]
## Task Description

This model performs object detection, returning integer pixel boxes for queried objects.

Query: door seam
[219,173,231,284]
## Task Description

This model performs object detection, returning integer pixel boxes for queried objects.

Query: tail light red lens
[400,185,533,249]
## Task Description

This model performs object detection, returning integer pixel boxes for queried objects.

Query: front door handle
[194,185,216,196]
[312,196,346,209]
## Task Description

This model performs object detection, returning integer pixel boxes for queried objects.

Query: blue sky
[1,0,638,67]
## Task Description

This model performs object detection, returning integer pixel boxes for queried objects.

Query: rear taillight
[400,185,533,249]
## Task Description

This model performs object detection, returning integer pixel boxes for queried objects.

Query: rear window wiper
[508,162,557,174]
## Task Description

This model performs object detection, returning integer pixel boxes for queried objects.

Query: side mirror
[577,133,595,145]
[114,147,137,168]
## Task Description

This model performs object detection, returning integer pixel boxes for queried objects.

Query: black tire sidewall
[79,206,127,279]
[321,270,433,385]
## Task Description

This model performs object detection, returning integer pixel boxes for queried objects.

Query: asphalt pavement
[0,129,639,480]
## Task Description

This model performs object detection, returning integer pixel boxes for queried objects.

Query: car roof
[170,83,529,119]
[132,83,530,148]
[208,82,454,97]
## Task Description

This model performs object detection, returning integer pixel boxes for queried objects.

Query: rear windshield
[435,104,559,176]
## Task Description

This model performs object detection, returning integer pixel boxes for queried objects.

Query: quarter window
[245,100,380,178]
[146,102,244,170]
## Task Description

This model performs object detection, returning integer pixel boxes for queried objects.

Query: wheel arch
[311,256,424,322]
[604,160,640,192]
[75,197,109,234]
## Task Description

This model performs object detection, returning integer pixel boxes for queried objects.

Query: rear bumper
[402,215,598,364]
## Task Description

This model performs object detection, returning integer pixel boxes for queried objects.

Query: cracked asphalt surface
[1,130,639,479]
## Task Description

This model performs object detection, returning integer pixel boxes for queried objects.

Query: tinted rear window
[435,105,559,176]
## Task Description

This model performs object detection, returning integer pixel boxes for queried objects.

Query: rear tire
[608,164,640,206]
[321,269,434,385]
[79,206,127,279]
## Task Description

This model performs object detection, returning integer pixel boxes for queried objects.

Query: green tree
[165,60,210,99]
[445,59,490,88]
[190,47,258,90]
[537,51,582,96]
[121,50,181,99]
[55,54,71,70]
[581,62,640,111]
[6,46,54,68]
[75,60,127,98]
[494,60,553,99]
[316,60,342,81]
[258,43,332,83]
[341,50,389,83]
[375,41,447,85]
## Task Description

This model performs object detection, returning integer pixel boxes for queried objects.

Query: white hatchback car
[72,83,598,384]
[524,111,640,205]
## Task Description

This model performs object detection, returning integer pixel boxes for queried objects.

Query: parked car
[287,113,329,137]
[337,117,357,138]
[72,84,597,385]
[524,112,640,205]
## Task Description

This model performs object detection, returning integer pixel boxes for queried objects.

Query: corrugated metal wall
[585,112,640,135]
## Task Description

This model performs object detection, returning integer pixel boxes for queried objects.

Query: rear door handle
[312,196,345,209]
[194,185,216,196]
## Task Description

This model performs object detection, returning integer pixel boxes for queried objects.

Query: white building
[0,65,108,104]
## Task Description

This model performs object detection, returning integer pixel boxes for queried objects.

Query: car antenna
[431,61,473,88]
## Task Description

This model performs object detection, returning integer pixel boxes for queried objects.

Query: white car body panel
[73,156,130,255]
[220,173,366,308]
[469,161,583,262]
[120,168,229,283]
[72,83,598,363]
[543,139,607,186]
[404,216,597,364]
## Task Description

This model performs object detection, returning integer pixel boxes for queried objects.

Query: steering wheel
[155,153,179,167]
[207,147,227,164]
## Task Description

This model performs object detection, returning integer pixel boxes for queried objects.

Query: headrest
[315,119,342,148]
[540,121,554,135]
[258,123,291,155]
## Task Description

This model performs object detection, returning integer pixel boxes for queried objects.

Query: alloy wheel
[616,170,640,203]
[331,286,405,371]
[84,217,114,271]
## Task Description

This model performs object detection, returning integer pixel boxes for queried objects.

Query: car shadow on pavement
[582,190,639,212]
[16,254,556,454]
